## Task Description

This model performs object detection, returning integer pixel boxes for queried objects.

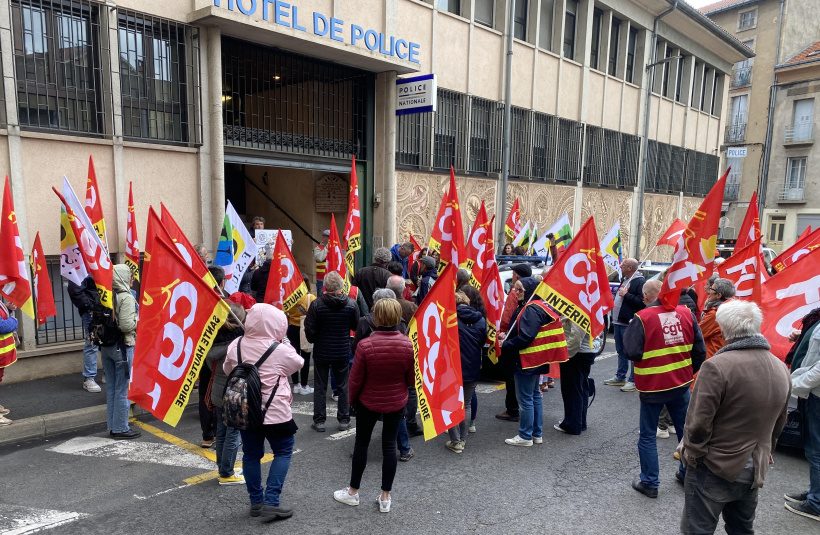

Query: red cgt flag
[30,232,56,325]
[129,236,230,426]
[343,156,361,276]
[717,238,765,303]
[656,218,688,248]
[735,192,761,251]
[760,243,820,360]
[771,226,820,272]
[264,228,308,312]
[125,182,140,282]
[658,169,729,308]
[325,213,350,294]
[480,259,504,364]
[465,200,490,289]
[408,234,422,266]
[429,168,466,275]
[534,217,614,342]
[408,262,463,440]
[161,203,217,289]
[84,155,108,248]
[0,177,34,318]
[504,198,521,243]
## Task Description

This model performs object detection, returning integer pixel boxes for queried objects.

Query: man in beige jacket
[678,300,791,534]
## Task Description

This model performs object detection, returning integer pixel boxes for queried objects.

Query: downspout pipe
[634,0,678,257]
[497,0,516,251]
[759,0,785,216]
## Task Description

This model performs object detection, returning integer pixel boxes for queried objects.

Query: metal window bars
[10,0,110,135]
[645,140,687,193]
[467,95,501,174]
[435,88,467,171]
[509,106,532,178]
[221,37,372,160]
[33,257,85,345]
[684,150,719,196]
[555,117,582,183]
[396,110,432,168]
[531,111,558,181]
[618,133,639,187]
[117,9,201,144]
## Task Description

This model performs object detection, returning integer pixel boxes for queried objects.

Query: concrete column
[702,67,715,114]
[652,41,667,95]
[668,48,680,101]
[207,27,224,252]
[632,29,649,89]
[615,19,629,79]
[598,11,612,73]
[376,71,398,246]
[691,61,704,112]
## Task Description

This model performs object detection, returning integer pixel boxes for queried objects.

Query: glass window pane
[475,0,494,26]
[539,0,554,50]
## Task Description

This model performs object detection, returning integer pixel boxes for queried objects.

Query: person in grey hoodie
[103,264,140,440]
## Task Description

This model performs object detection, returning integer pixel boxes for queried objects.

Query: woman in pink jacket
[224,303,304,522]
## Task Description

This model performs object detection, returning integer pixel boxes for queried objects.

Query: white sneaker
[292,384,302,395]
[233,467,243,476]
[83,379,102,393]
[657,427,670,439]
[620,382,637,392]
[669,425,677,435]
[505,435,533,447]
[533,436,543,444]
[378,494,391,513]
[301,385,314,395]
[334,488,360,506]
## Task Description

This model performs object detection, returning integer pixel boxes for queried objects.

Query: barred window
[685,151,719,195]
[510,107,531,177]
[468,96,502,174]
[532,112,557,181]
[396,111,432,169]
[434,89,467,170]
[11,0,108,134]
[625,27,637,84]
[585,126,638,188]
[618,133,639,187]
[555,117,582,182]
[118,10,202,144]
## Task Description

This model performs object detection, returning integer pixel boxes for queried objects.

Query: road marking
[326,429,356,441]
[291,401,336,417]
[47,436,215,470]
[131,419,216,462]
[134,484,190,501]
[595,351,618,362]
[0,505,87,534]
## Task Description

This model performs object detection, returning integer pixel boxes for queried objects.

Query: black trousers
[197,364,217,441]
[350,404,403,492]
[558,353,595,434]
[505,370,519,416]
[313,360,350,424]
[681,463,758,535]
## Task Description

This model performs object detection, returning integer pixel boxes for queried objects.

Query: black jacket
[351,313,408,354]
[305,292,360,362]
[67,276,97,316]
[251,260,271,303]
[353,263,392,310]
[623,300,706,404]
[206,327,245,408]
[457,305,486,383]
[415,268,438,305]
[501,277,552,376]
[615,273,646,324]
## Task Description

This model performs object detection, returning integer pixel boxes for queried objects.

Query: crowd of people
[1,225,818,532]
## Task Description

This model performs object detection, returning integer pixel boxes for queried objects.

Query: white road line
[0,506,87,535]
[47,437,214,470]
[326,429,357,441]
[134,484,190,501]
[595,351,618,362]
[291,401,336,418]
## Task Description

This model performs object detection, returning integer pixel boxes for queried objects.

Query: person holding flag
[498,277,569,447]
[603,258,646,392]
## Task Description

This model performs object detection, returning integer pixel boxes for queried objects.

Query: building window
[590,9,602,71]
[692,61,700,107]
[118,11,201,144]
[513,0,528,40]
[435,89,467,170]
[11,0,109,134]
[661,47,672,97]
[608,17,620,77]
[675,56,684,102]
[538,0,554,51]
[726,94,747,143]
[468,96,502,174]
[725,157,742,200]
[396,112,432,169]
[510,107,531,177]
[738,8,756,31]
[555,117,582,182]
[782,157,807,200]
[625,27,637,84]
[532,112,557,180]
[710,73,719,115]
[787,98,814,142]
[563,0,577,60]
[437,0,460,15]
[474,0,494,27]
[700,67,710,112]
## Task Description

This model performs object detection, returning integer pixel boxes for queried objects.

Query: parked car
[607,262,670,296]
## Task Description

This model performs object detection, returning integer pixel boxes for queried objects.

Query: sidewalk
[0,374,189,448]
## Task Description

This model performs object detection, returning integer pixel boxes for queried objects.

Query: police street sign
[396,74,437,115]
[727,147,747,158]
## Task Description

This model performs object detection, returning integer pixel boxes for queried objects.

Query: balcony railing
[724,182,740,201]
[777,185,805,202]
[725,122,747,143]
[785,122,815,144]
[730,66,752,88]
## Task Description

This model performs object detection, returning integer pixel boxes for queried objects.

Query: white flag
[600,221,622,276]
[60,176,92,285]
[512,220,531,248]
[534,213,573,262]
[215,201,259,294]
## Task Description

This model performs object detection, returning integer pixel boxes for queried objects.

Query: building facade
[0,0,749,382]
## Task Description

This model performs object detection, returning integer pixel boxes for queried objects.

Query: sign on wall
[396,74,437,115]
[255,229,293,265]
[727,147,747,158]
[315,175,348,213]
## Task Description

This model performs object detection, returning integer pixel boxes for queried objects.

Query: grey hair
[374,247,392,264]
[716,300,763,342]
[386,275,405,298]
[193,243,206,254]
[323,271,344,292]
[373,288,396,304]
[711,278,736,299]
[402,242,414,251]
[707,273,719,285]
[457,268,471,288]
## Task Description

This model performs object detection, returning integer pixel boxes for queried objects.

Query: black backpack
[88,291,124,347]
[222,338,281,430]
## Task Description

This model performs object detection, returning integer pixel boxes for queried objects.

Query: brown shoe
[201,438,215,448]
[495,411,520,422]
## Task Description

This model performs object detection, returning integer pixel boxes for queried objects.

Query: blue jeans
[397,417,411,455]
[100,344,132,433]
[638,390,690,488]
[239,431,295,506]
[215,415,240,478]
[614,324,634,382]
[803,393,820,513]
[514,373,543,441]
[81,311,98,379]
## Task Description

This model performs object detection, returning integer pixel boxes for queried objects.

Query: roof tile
[779,41,820,68]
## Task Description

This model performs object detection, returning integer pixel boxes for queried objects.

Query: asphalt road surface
[1,343,815,535]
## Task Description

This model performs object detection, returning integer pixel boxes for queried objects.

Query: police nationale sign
[727,147,747,158]
[396,74,437,116]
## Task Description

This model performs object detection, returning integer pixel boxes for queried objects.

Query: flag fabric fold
[325,213,350,294]
[408,262,463,440]
[717,237,764,303]
[409,234,423,267]
[214,201,258,294]
[512,220,531,250]
[464,201,490,288]
[0,177,34,318]
[30,232,56,326]
[343,156,361,277]
[160,203,218,289]
[125,182,140,282]
[771,226,820,272]
[658,169,729,309]
[480,259,504,364]
[735,192,761,251]
[84,155,107,248]
[129,236,230,426]
[656,218,688,248]
[797,226,812,241]
[429,168,466,275]
[504,198,521,244]
[263,228,308,312]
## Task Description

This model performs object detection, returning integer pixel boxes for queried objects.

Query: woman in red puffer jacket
[334,298,415,513]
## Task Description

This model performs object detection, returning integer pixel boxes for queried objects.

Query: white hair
[372,288,396,303]
[715,299,762,341]
[323,271,344,292]
[386,275,405,298]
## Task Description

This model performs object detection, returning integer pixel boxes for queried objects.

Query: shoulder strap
[262,375,283,416]
[236,337,244,364]
[254,341,280,369]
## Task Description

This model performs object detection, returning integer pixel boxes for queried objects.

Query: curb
[0,402,171,448]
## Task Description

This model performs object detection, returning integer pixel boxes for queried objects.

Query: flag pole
[638,244,657,269]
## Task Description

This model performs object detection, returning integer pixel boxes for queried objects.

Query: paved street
[1,345,815,535]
